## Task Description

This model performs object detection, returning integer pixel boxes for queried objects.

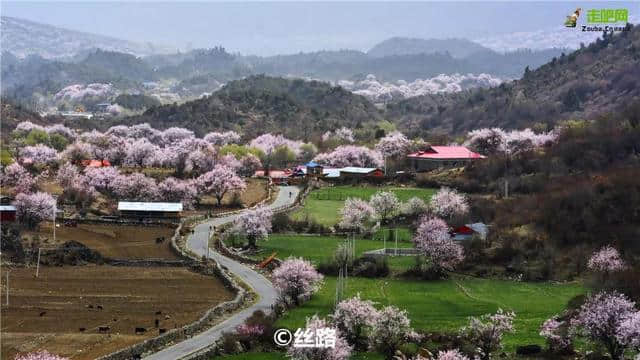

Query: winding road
[144,185,301,360]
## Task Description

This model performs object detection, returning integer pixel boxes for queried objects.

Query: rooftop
[117,202,183,212]
[408,146,486,160]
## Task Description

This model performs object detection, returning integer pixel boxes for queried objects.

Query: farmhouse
[452,223,489,241]
[408,146,485,172]
[117,201,183,218]
[0,205,17,222]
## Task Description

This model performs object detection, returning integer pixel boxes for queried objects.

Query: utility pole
[36,248,42,278]
[5,270,9,306]
[504,179,509,198]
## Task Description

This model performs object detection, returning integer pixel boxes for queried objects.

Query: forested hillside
[388,24,640,136]
[118,75,383,138]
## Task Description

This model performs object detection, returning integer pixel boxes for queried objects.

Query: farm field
[1,265,234,360]
[291,186,436,225]
[25,222,178,260]
[275,276,584,350]
[199,178,270,213]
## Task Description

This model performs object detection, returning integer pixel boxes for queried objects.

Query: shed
[305,161,324,177]
[117,202,183,218]
[452,223,488,241]
[0,205,17,222]
[339,167,384,179]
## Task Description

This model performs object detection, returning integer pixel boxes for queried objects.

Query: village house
[407,146,485,172]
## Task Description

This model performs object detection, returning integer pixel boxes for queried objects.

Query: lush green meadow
[291,186,437,226]
[275,276,584,350]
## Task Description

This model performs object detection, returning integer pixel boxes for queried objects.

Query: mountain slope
[387,24,640,136]
[1,16,171,59]
[367,37,490,58]
[120,75,383,138]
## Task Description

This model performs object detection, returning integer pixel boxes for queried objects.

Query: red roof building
[407,146,485,172]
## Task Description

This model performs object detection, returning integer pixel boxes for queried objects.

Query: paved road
[144,185,300,360]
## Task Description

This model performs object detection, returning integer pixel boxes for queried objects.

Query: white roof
[339,167,379,174]
[0,205,16,211]
[118,202,183,212]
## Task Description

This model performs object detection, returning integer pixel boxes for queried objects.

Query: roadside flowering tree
[204,131,241,146]
[437,349,470,360]
[197,165,246,206]
[369,191,400,224]
[370,305,418,358]
[314,145,383,168]
[20,144,58,166]
[14,351,69,360]
[375,131,410,158]
[250,133,302,172]
[540,315,572,354]
[571,291,637,360]
[339,198,376,232]
[429,187,469,221]
[273,257,323,306]
[587,245,626,272]
[413,216,464,274]
[400,197,428,218]
[287,315,352,360]
[230,206,273,248]
[157,177,198,209]
[460,309,516,360]
[332,294,379,350]
[13,192,56,229]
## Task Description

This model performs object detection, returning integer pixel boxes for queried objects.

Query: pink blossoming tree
[204,131,241,146]
[332,294,379,350]
[412,216,464,273]
[314,145,383,168]
[1,163,36,194]
[230,206,273,248]
[460,309,516,360]
[437,349,470,360]
[111,173,159,201]
[197,165,246,206]
[429,187,469,221]
[369,191,400,224]
[238,154,262,177]
[273,257,323,306]
[540,315,572,354]
[400,197,428,218]
[21,144,58,167]
[157,177,199,209]
[571,291,637,360]
[13,191,56,229]
[375,131,410,158]
[587,245,626,273]
[370,305,418,358]
[14,350,68,360]
[339,198,376,232]
[84,167,120,195]
[286,315,352,360]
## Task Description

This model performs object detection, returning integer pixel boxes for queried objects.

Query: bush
[352,257,389,278]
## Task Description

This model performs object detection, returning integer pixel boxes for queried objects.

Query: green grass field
[291,186,436,226]
[275,276,584,350]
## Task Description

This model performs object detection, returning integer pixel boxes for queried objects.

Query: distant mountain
[387,24,640,136]
[367,37,491,58]
[0,16,172,59]
[118,75,383,138]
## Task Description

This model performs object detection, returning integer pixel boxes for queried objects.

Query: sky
[2,1,638,55]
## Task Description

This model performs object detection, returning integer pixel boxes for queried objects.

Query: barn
[117,202,183,218]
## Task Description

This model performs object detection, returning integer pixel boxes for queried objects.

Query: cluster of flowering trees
[273,257,324,306]
[286,315,353,360]
[429,187,469,221]
[13,192,56,229]
[322,127,355,143]
[460,309,516,360]
[465,127,558,156]
[314,145,383,168]
[230,206,273,247]
[375,131,411,159]
[339,191,410,231]
[587,245,627,272]
[204,131,241,146]
[540,291,640,359]
[412,216,464,273]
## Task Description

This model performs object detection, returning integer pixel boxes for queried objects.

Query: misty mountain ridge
[367,37,491,58]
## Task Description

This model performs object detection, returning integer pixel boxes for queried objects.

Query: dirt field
[198,178,270,213]
[24,223,178,260]
[1,265,234,360]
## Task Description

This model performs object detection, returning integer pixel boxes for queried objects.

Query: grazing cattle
[96,305,103,310]
[98,326,110,333]
[155,310,162,315]
[79,327,86,332]
[158,328,167,334]
[39,311,46,317]
[86,304,93,309]
[135,327,147,334]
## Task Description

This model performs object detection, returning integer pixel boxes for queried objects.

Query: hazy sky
[2,1,638,55]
